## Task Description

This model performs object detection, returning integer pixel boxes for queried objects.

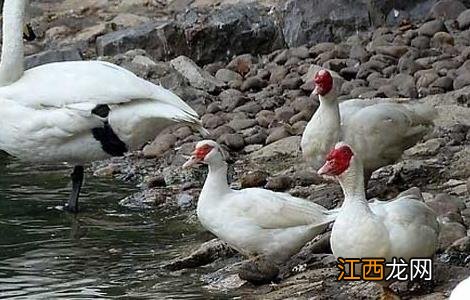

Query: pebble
[266,126,291,144]
[220,133,245,150]
[240,170,269,188]
[265,175,293,191]
[457,9,470,30]
[240,76,267,92]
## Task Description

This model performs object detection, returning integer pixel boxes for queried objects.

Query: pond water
[0,155,231,299]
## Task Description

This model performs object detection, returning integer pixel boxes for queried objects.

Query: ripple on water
[0,158,233,299]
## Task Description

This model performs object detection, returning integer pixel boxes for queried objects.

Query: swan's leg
[65,166,84,213]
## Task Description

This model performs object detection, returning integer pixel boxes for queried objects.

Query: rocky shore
[18,0,470,298]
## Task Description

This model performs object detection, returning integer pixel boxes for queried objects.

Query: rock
[240,76,268,92]
[211,125,235,140]
[25,48,82,69]
[431,76,454,91]
[145,175,166,188]
[163,239,236,270]
[374,45,409,58]
[269,66,288,83]
[249,136,301,160]
[176,193,193,209]
[281,75,303,90]
[431,32,455,48]
[202,114,225,129]
[446,236,470,254]
[215,68,243,83]
[418,20,446,37]
[454,71,470,89]
[245,128,268,145]
[176,3,284,64]
[309,42,336,57]
[274,106,295,122]
[96,21,185,61]
[238,257,279,285]
[170,56,224,92]
[226,54,255,76]
[349,44,369,62]
[240,170,269,188]
[228,118,257,131]
[206,102,221,114]
[417,71,439,89]
[430,0,467,20]
[110,13,150,28]
[219,89,247,112]
[234,102,263,115]
[391,73,417,97]
[256,110,275,128]
[281,0,370,47]
[265,175,293,191]
[142,133,177,158]
[427,193,463,217]
[411,35,430,49]
[458,9,470,29]
[220,133,245,150]
[60,0,108,12]
[439,222,467,251]
[266,127,291,144]
[93,164,120,177]
[290,46,310,59]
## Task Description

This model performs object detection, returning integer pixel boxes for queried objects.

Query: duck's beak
[23,23,36,41]
[183,152,201,169]
[311,86,318,97]
[317,160,334,176]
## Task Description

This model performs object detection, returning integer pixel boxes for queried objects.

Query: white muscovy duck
[450,276,470,300]
[301,69,436,183]
[0,0,205,212]
[318,143,439,298]
[183,140,337,265]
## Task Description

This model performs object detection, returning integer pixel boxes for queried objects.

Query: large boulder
[281,0,370,47]
[96,21,186,61]
[176,3,284,64]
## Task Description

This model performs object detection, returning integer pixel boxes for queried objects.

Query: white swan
[0,0,205,212]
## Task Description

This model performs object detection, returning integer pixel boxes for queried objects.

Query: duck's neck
[200,161,231,199]
[0,0,26,86]
[338,159,370,212]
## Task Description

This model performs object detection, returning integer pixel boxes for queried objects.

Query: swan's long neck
[0,0,26,86]
[200,160,231,201]
[337,158,371,213]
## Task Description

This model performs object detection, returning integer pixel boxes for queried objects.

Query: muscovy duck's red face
[313,69,333,96]
[183,141,215,168]
[318,144,354,176]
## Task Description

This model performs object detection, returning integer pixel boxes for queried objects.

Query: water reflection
[0,156,228,299]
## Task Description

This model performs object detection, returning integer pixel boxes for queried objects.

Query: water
[0,155,230,299]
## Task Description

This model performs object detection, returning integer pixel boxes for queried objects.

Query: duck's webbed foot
[380,286,401,300]
[238,256,280,285]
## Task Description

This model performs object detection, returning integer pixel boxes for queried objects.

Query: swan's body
[319,143,439,292]
[184,140,337,264]
[450,276,470,300]
[301,70,435,181]
[0,61,201,164]
[0,0,204,211]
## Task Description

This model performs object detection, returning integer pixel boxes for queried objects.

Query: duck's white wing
[342,101,435,170]
[0,61,199,119]
[370,191,439,259]
[227,188,337,229]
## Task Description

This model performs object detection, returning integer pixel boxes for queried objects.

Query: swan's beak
[317,161,334,176]
[183,154,201,169]
[23,23,36,41]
